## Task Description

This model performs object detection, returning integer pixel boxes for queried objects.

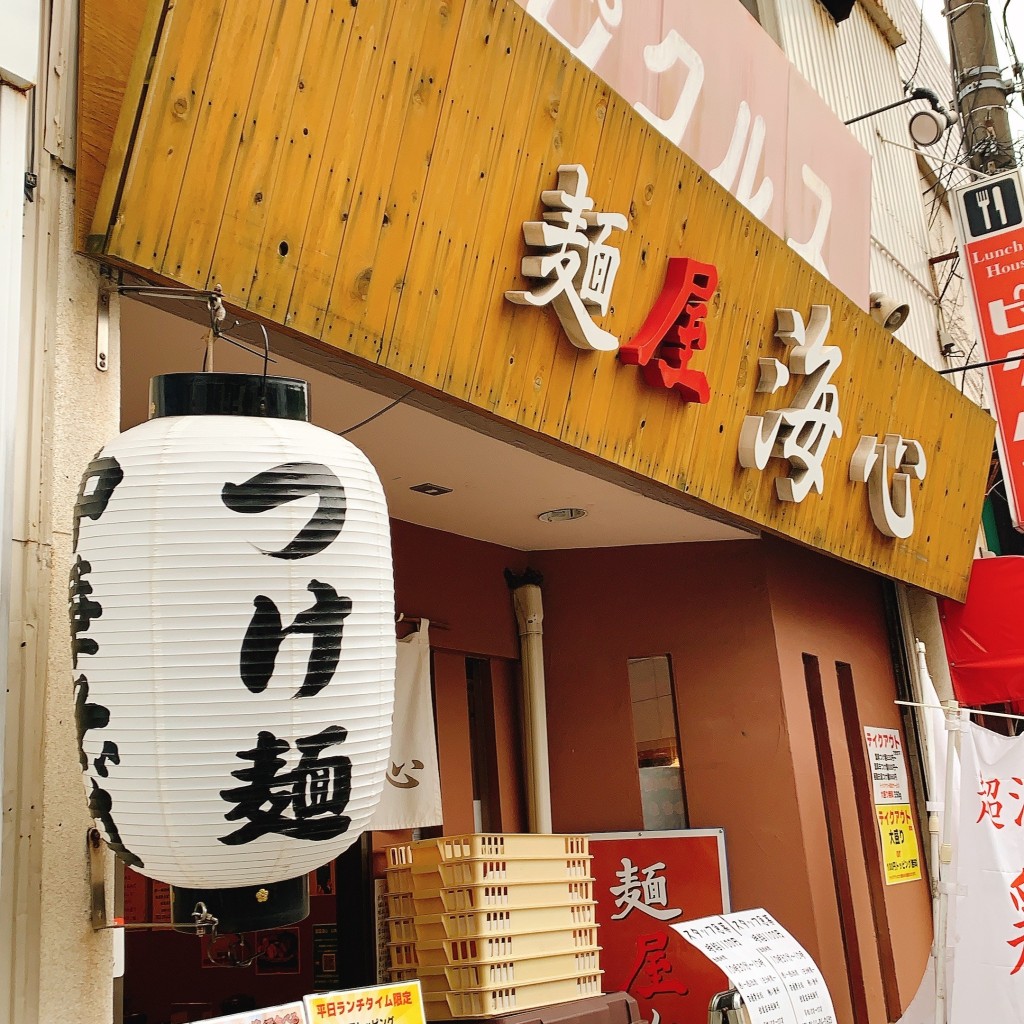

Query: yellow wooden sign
[84,0,994,598]
[875,804,923,886]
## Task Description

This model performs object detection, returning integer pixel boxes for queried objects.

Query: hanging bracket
[96,288,110,372]
[87,828,220,935]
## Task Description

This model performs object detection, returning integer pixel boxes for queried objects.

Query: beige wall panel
[85,0,994,599]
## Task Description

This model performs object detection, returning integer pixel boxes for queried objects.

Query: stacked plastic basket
[385,834,602,1019]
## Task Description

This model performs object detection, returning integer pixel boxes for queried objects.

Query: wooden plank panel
[159,0,278,285]
[207,0,325,304]
[466,31,596,423]
[283,2,399,339]
[500,71,612,435]
[77,0,150,253]
[340,0,466,365]
[256,3,363,325]
[381,0,526,391]
[553,98,642,453]
[107,0,229,265]
[318,1,467,366]
[90,0,994,599]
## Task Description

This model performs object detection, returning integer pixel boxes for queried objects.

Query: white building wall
[0,0,39,960]
[773,0,945,365]
[0,1,118,1022]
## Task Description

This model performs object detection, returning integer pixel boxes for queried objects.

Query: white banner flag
[950,722,1024,1021]
[370,622,443,831]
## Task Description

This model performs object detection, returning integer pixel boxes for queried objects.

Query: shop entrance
[114,295,747,1024]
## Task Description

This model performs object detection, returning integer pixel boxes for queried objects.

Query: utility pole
[946,0,1016,172]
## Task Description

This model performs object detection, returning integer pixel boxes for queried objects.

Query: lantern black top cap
[150,373,310,422]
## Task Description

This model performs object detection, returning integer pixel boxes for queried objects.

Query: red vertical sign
[955,170,1024,527]
[591,832,731,1024]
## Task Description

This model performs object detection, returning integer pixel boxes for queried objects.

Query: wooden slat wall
[76,0,148,252]
[83,0,994,600]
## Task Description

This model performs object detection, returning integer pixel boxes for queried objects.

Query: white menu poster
[863,726,910,804]
[729,910,837,1024]
[674,909,836,1024]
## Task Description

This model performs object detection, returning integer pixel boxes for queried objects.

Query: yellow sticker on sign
[304,981,425,1024]
[876,803,923,885]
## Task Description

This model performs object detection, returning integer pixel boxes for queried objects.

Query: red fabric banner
[939,556,1024,706]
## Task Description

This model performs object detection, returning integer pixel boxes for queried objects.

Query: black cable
[902,0,927,89]
[340,390,416,436]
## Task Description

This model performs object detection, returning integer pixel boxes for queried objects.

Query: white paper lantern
[70,373,395,888]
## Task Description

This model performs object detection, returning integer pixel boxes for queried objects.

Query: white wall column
[1,1,120,1020]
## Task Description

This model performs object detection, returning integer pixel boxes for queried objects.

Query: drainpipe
[505,569,553,833]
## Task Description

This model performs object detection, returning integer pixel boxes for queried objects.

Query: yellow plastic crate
[417,950,600,994]
[387,844,414,868]
[425,835,590,861]
[423,973,604,1020]
[418,927,601,967]
[412,878,595,915]
[415,966,453,995]
[448,950,601,988]
[388,842,443,868]
[415,857,592,888]
[387,917,417,943]
[410,866,443,891]
[415,902,598,941]
[389,967,418,983]
[387,892,414,918]
[387,942,418,969]
[386,865,414,894]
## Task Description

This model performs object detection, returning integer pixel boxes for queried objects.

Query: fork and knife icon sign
[976,186,1009,230]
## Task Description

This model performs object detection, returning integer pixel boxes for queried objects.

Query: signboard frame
[953,167,1024,530]
[591,828,731,910]
[590,828,732,1024]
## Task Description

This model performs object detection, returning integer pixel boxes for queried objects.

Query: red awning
[939,556,1024,706]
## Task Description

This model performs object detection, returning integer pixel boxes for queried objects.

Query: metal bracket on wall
[87,827,219,934]
[96,288,110,372]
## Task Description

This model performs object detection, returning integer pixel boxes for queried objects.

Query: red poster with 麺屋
[591,831,731,1024]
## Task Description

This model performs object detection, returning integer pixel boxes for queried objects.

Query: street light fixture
[845,86,957,147]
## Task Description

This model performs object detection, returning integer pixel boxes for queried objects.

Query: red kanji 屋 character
[625,932,689,1000]
[619,257,718,403]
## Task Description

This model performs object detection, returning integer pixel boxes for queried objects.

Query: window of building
[737,0,782,44]
[628,655,689,829]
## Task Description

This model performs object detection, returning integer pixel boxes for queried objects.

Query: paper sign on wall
[674,908,837,1024]
[875,805,922,884]
[864,727,909,804]
[306,981,426,1024]
[864,726,922,885]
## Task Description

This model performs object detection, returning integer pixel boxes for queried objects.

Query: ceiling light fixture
[537,507,588,523]
[410,482,453,496]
